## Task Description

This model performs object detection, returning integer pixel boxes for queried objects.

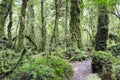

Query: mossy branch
[25,35,37,50]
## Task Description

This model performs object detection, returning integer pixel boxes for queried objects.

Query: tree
[7,0,13,46]
[0,0,11,38]
[95,3,109,51]
[50,0,61,52]
[25,0,36,49]
[17,0,28,52]
[40,0,46,51]
[64,0,69,48]
[69,0,82,48]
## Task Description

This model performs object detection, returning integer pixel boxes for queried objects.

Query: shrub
[0,50,16,75]
[92,51,116,73]
[112,61,120,80]
[60,48,89,61]
[108,43,120,58]
[13,56,73,80]
[69,52,89,61]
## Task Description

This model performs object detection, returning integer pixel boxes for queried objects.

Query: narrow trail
[70,60,92,80]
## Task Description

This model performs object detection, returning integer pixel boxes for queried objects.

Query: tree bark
[65,0,69,48]
[95,4,109,51]
[7,0,13,46]
[25,0,35,49]
[40,0,46,51]
[69,0,82,48]
[17,0,28,52]
[0,0,10,38]
[49,0,61,53]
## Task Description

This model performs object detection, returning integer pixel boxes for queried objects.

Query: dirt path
[70,60,92,80]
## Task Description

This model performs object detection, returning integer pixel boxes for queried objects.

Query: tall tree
[0,0,11,38]
[65,0,69,48]
[7,0,13,45]
[25,0,36,49]
[17,0,28,52]
[69,0,82,48]
[40,0,46,51]
[95,3,109,51]
[50,0,61,52]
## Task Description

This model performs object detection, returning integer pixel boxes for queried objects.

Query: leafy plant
[92,51,116,72]
[13,56,73,80]
[108,43,120,58]
[92,51,117,79]
[112,60,120,80]
[60,48,89,61]
[0,50,16,75]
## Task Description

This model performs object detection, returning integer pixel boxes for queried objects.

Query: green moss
[108,43,120,58]
[92,51,119,80]
[87,74,101,80]
[92,51,116,73]
[112,61,120,80]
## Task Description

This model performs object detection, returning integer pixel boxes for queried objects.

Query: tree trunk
[95,4,109,51]
[69,0,82,48]
[40,0,46,51]
[65,0,69,48]
[17,0,28,52]
[0,0,10,38]
[25,0,36,49]
[7,0,13,46]
[49,0,61,53]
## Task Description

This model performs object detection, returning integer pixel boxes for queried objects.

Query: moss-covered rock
[92,51,115,73]
[87,74,101,80]
[92,51,119,80]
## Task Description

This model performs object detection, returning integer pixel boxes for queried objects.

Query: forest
[0,0,120,80]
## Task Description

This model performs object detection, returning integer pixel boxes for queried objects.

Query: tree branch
[108,11,120,20]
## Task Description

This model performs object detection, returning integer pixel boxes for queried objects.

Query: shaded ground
[70,60,92,80]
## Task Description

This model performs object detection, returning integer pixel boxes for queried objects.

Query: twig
[108,11,120,20]
[25,35,37,49]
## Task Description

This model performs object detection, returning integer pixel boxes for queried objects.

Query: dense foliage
[108,44,120,58]
[92,51,120,80]
[0,0,120,80]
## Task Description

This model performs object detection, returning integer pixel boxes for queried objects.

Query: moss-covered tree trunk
[40,0,46,51]
[95,4,109,51]
[69,0,82,49]
[25,0,36,49]
[7,0,13,46]
[49,0,61,53]
[65,0,69,48]
[17,0,28,52]
[0,0,9,38]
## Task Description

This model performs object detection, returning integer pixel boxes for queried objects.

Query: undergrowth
[11,55,73,80]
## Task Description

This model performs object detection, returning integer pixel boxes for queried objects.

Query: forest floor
[70,60,92,80]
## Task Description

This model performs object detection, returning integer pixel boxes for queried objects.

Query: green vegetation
[12,56,73,80]
[0,0,120,80]
[108,44,120,58]
[92,51,120,80]
[92,51,115,73]
[87,74,101,80]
